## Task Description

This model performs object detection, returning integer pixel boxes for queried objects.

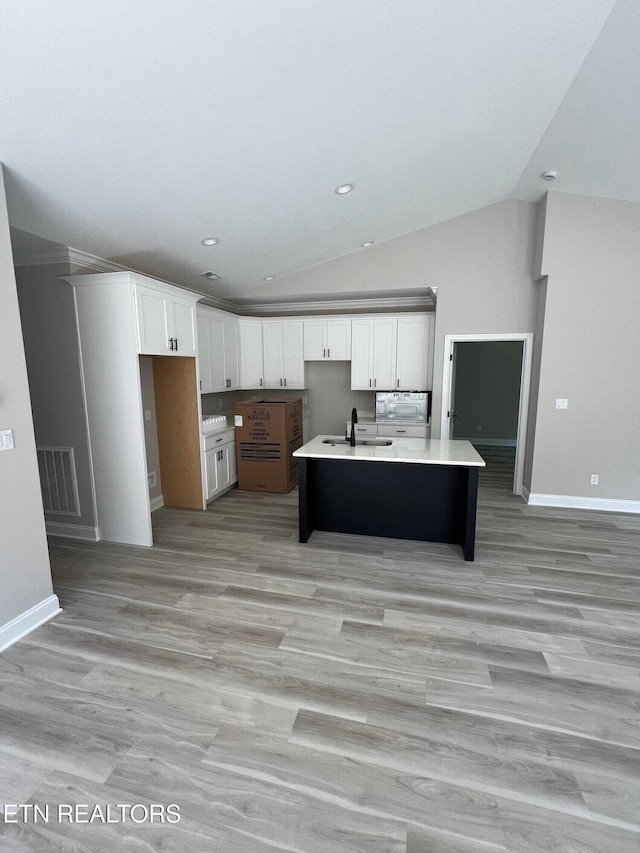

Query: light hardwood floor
[1,450,639,852]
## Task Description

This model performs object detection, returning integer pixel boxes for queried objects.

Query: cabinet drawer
[376,424,427,438]
[203,428,235,453]
[344,422,377,437]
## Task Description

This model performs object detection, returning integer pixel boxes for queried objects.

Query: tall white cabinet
[197,306,240,392]
[65,272,202,547]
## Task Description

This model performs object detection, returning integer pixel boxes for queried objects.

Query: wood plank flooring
[1,448,640,851]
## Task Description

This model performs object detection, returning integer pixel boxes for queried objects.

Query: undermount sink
[322,437,393,447]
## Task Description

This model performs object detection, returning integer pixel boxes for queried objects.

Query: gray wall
[452,341,523,443]
[15,262,96,530]
[0,164,55,628]
[305,362,373,437]
[529,192,640,501]
[251,199,539,442]
[139,357,162,504]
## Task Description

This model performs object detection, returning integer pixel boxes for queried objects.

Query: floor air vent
[37,446,81,516]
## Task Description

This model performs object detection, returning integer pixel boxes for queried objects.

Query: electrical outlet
[145,410,151,421]
[477,424,482,432]
[302,396,308,405]
[556,398,568,409]
[147,471,156,488]
[590,473,599,485]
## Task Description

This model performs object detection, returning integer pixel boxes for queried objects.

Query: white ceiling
[2,0,636,302]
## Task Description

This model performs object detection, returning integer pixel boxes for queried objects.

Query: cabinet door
[205,448,219,500]
[197,311,214,392]
[216,445,233,492]
[282,321,304,387]
[136,286,171,354]
[372,317,397,390]
[351,319,374,389]
[239,318,264,389]
[263,322,284,387]
[326,319,351,360]
[209,314,226,392]
[303,320,326,360]
[223,317,240,389]
[171,296,197,356]
[396,316,429,390]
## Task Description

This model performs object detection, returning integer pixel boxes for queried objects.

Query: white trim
[526,494,640,514]
[441,332,533,498]
[232,293,436,316]
[150,495,164,512]
[45,521,99,540]
[0,595,62,653]
[521,485,531,503]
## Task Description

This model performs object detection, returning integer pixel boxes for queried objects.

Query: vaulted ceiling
[2,1,637,301]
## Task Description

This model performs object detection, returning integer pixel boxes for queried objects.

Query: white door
[171,296,197,356]
[372,317,397,390]
[350,319,374,389]
[303,320,326,360]
[239,318,264,389]
[282,321,304,387]
[263,322,284,387]
[136,286,171,354]
[396,316,429,390]
[326,319,351,360]
[196,311,214,392]
[209,314,226,391]
[223,317,240,388]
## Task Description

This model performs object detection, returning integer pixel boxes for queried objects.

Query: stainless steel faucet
[349,407,358,446]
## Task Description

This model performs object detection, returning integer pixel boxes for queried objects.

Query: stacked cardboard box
[234,399,303,493]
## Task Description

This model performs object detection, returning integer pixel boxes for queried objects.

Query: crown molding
[13,245,126,273]
[229,292,436,316]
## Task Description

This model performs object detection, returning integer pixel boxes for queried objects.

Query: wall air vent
[37,446,81,516]
[201,271,221,280]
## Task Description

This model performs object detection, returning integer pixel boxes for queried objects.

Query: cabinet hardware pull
[323,348,326,357]
[369,379,372,388]
[260,378,263,386]
[284,378,287,387]
[199,380,202,390]
[397,429,406,433]
[216,437,223,442]
[327,348,330,358]
[169,337,174,351]
[280,378,283,386]
[175,338,178,352]
[374,378,376,387]
[397,379,400,388]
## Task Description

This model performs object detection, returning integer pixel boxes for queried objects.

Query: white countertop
[293,436,486,467]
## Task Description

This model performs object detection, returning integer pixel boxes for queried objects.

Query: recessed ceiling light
[334,183,355,195]
[263,275,276,281]
[201,271,220,280]
[361,241,375,248]
[201,237,219,246]
[541,170,558,181]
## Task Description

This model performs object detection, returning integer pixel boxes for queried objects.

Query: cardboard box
[234,399,303,493]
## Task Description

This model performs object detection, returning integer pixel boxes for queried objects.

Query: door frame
[440,333,533,496]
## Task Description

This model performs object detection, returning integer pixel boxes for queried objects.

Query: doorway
[440,333,533,495]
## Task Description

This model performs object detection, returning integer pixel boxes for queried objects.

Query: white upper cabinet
[135,284,197,356]
[303,319,351,360]
[351,314,432,391]
[262,320,305,388]
[395,315,433,390]
[238,317,264,389]
[197,307,240,393]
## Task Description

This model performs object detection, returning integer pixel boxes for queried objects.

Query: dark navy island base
[297,456,480,561]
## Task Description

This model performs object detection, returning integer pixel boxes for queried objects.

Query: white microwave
[375,391,431,424]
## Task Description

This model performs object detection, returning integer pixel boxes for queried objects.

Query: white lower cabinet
[204,429,237,501]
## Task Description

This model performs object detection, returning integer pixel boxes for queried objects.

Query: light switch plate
[0,429,15,451]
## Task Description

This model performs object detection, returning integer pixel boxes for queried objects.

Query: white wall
[528,192,640,505]
[0,164,59,648]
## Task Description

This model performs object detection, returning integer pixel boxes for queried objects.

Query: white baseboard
[526,493,640,514]
[521,485,530,503]
[0,595,62,653]
[46,521,99,541]
[150,495,164,512]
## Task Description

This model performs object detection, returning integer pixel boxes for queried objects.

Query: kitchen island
[293,436,486,561]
